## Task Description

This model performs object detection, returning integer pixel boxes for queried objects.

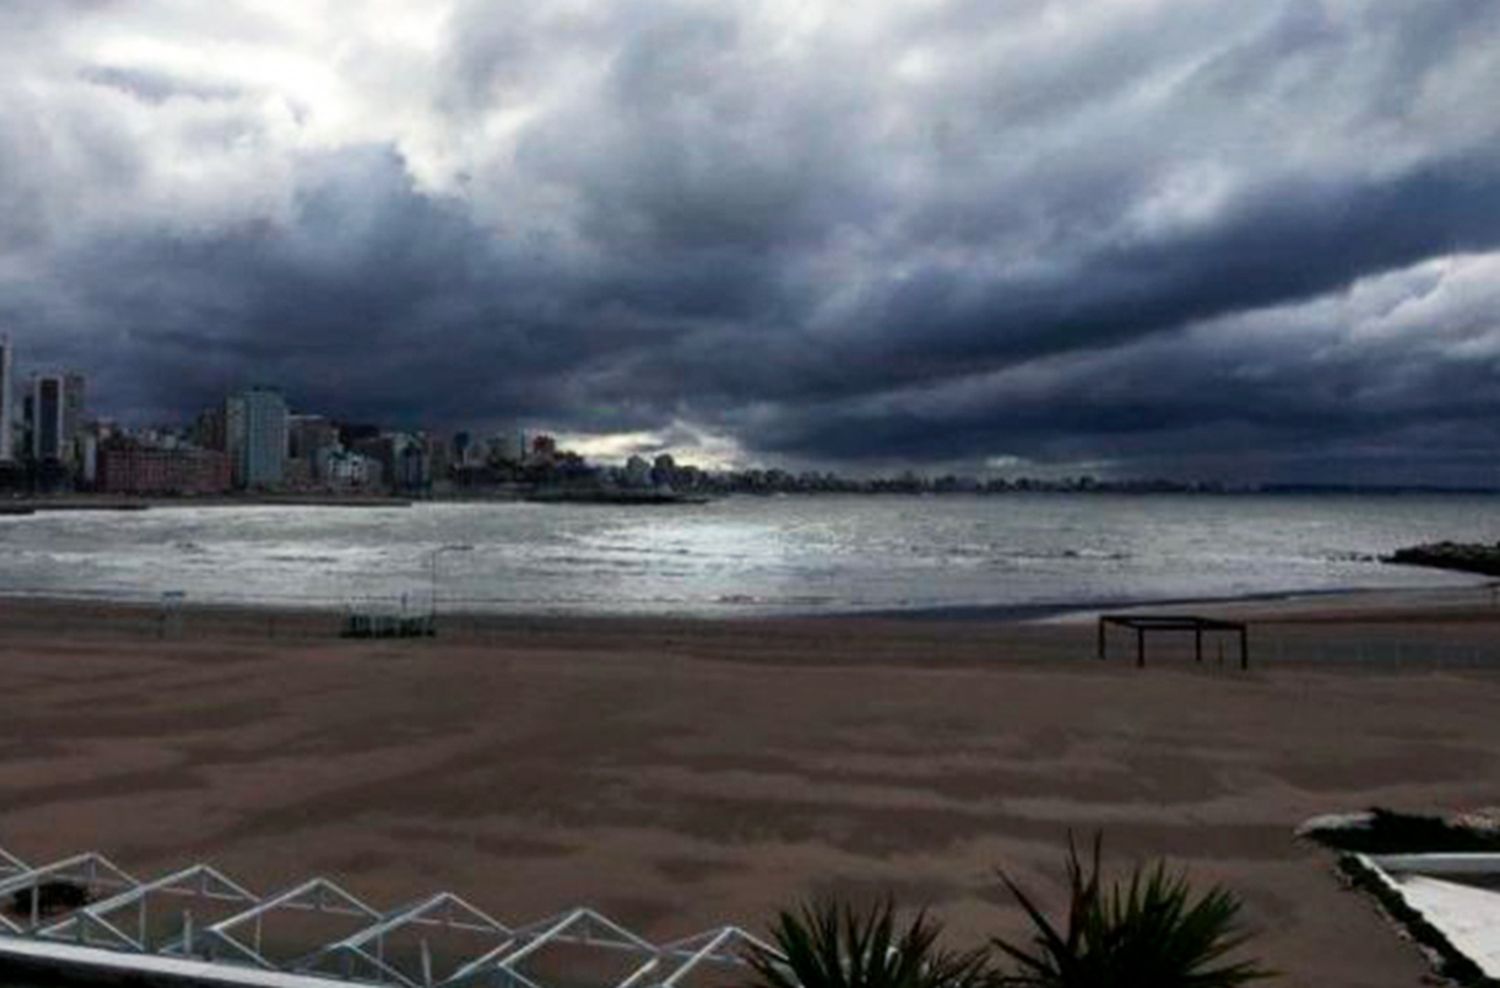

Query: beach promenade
[2,591,1499,987]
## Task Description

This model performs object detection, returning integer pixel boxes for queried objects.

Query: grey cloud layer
[2,0,1499,482]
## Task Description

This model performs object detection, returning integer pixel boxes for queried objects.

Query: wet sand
[3,591,1500,987]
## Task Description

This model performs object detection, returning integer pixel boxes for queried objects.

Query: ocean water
[0,494,1494,616]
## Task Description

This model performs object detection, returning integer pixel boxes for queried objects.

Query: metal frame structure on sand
[0,843,779,988]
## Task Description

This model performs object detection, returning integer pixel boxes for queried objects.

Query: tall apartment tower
[30,372,87,463]
[63,372,85,447]
[0,336,13,462]
[226,387,288,489]
[32,375,64,461]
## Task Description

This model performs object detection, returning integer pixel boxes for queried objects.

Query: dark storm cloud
[738,250,1500,483]
[3,0,1500,482]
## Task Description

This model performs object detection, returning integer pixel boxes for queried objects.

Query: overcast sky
[3,1,1499,483]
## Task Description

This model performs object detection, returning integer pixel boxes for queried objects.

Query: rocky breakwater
[1385,540,1500,577]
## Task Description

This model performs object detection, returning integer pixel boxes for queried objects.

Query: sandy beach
[3,589,1500,987]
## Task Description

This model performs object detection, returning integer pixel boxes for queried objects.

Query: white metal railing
[0,843,777,988]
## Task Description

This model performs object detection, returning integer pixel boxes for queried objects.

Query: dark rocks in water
[1384,541,1500,578]
[10,880,91,918]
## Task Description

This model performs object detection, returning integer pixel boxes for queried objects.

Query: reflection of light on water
[0,496,1493,614]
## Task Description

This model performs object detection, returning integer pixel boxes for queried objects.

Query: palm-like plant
[747,898,995,988]
[993,835,1272,987]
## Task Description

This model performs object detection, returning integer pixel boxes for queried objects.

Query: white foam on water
[0,493,1491,615]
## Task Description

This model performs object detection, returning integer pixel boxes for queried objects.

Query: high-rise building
[193,405,227,452]
[32,375,64,461]
[0,335,13,463]
[29,371,87,464]
[63,373,85,448]
[289,414,340,462]
[21,391,32,457]
[353,432,431,493]
[452,431,473,465]
[490,430,527,464]
[226,387,288,489]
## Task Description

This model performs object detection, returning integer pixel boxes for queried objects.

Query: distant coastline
[0,493,415,515]
[523,488,712,505]
[4,483,1500,516]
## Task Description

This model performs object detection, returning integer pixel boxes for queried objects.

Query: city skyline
[0,334,1313,496]
[0,326,1497,494]
[2,3,1499,485]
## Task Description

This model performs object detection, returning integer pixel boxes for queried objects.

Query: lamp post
[428,544,473,628]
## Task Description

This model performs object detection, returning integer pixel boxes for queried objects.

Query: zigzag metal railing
[0,844,778,988]
[0,852,137,936]
[40,863,260,952]
[302,892,515,988]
